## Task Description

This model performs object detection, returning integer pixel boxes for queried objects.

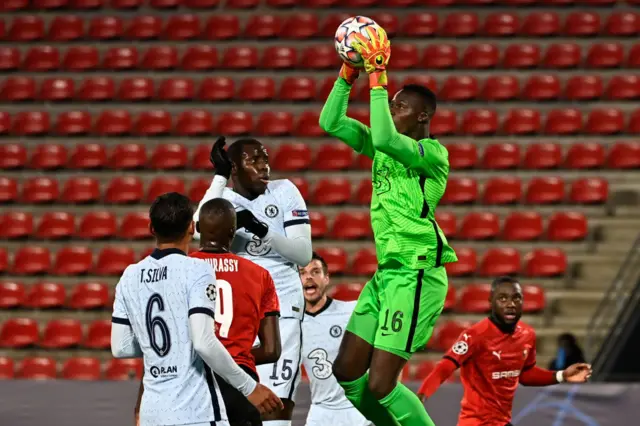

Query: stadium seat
[126,16,162,39]
[331,212,371,240]
[309,212,328,239]
[445,247,477,277]
[88,16,124,40]
[440,76,478,102]
[84,320,111,349]
[55,111,91,135]
[49,15,84,41]
[606,75,640,100]
[0,212,33,239]
[158,78,195,102]
[146,177,185,202]
[401,13,437,37]
[109,144,148,170]
[135,110,172,135]
[446,143,477,170]
[16,357,56,379]
[35,0,71,7]
[547,212,588,241]
[218,111,252,136]
[433,321,467,352]
[586,108,625,135]
[203,15,238,40]
[0,143,27,169]
[103,47,138,70]
[283,14,320,39]
[300,45,340,69]
[104,358,143,380]
[605,12,640,37]
[141,46,178,70]
[290,177,310,201]
[41,319,82,349]
[0,318,39,348]
[586,43,624,69]
[175,110,214,136]
[607,142,640,169]
[565,76,603,101]
[483,177,522,204]
[61,177,100,204]
[481,75,519,101]
[524,249,567,277]
[21,177,60,204]
[272,143,311,171]
[461,44,500,69]
[522,12,560,36]
[105,177,144,204]
[503,109,541,135]
[187,179,208,203]
[150,144,188,170]
[181,46,218,70]
[12,247,51,275]
[441,12,478,37]
[119,212,151,239]
[118,77,154,101]
[422,45,458,70]
[482,13,518,37]
[503,44,541,69]
[481,143,520,170]
[164,15,201,40]
[239,77,275,101]
[296,111,324,137]
[1,77,36,101]
[569,178,608,204]
[441,178,478,204]
[95,110,133,136]
[0,47,20,71]
[39,78,75,102]
[350,248,377,277]
[8,16,45,42]
[543,43,581,69]
[523,75,561,101]
[0,357,14,379]
[315,247,347,275]
[256,111,294,136]
[354,179,372,205]
[435,212,457,239]
[94,247,136,275]
[53,246,93,275]
[68,282,109,310]
[459,212,500,240]
[314,144,353,171]
[62,46,99,71]
[526,177,565,204]
[457,284,491,313]
[62,357,101,380]
[0,281,26,309]
[522,285,546,312]
[523,143,562,170]
[564,12,600,37]
[24,282,65,309]
[35,212,75,240]
[503,211,543,241]
[198,77,234,102]
[191,145,214,171]
[13,111,50,136]
[479,248,521,276]
[545,109,583,135]
[565,143,605,169]
[331,283,363,301]
[30,144,67,170]
[312,178,352,205]
[77,212,116,240]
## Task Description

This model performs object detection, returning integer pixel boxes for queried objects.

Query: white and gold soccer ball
[334,16,383,69]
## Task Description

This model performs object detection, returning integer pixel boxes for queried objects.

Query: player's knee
[367,373,396,400]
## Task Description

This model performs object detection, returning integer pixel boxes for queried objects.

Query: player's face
[390,90,426,136]
[491,282,523,325]
[300,260,330,305]
[234,143,270,195]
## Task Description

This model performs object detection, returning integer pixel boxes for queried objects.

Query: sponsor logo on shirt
[492,370,520,380]
[452,341,468,355]
[150,365,178,379]
[291,209,309,217]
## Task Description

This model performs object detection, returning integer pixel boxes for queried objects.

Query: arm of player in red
[518,341,591,386]
[252,271,282,365]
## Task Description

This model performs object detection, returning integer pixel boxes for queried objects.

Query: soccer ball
[334,16,382,69]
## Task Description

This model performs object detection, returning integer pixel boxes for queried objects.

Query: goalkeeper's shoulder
[417,137,450,170]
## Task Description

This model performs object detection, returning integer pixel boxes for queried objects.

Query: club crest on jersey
[330,325,343,338]
[265,204,279,218]
[206,284,216,302]
[452,341,468,355]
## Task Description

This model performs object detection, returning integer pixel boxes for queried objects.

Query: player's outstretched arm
[520,363,592,386]
[318,66,376,160]
[417,358,457,401]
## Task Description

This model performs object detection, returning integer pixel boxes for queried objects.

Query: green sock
[339,373,400,426]
[379,382,436,426]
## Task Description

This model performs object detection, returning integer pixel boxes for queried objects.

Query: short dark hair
[491,276,520,292]
[402,83,437,117]
[149,192,194,243]
[199,197,235,218]
[311,251,328,275]
[227,138,263,164]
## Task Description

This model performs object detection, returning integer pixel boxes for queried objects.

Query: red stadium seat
[175,110,214,136]
[118,77,154,101]
[78,212,117,239]
[199,77,234,101]
[218,111,252,136]
[422,45,458,69]
[457,284,491,313]
[503,211,543,241]
[279,77,316,101]
[222,46,258,69]
[309,211,328,238]
[63,46,99,71]
[126,15,162,39]
[312,178,351,205]
[586,109,625,135]
[158,78,195,102]
[135,110,172,136]
[36,212,75,240]
[13,111,50,136]
[8,16,45,42]
[0,47,20,71]
[523,285,546,313]
[523,75,561,101]
[94,247,136,275]
[119,212,151,240]
[34,0,69,7]
[607,142,640,169]
[226,0,259,6]
[481,143,520,170]
[331,283,364,301]
[62,357,101,380]
[25,282,66,309]
[442,177,478,204]
[350,248,377,277]
[441,12,479,37]
[605,12,640,37]
[0,282,26,309]
[459,212,499,240]
[164,15,201,41]
[146,177,185,202]
[523,143,562,170]
[105,359,143,380]
[565,143,605,169]
[481,75,519,101]
[272,144,312,171]
[331,212,371,240]
[150,144,188,170]
[483,13,518,37]
[503,44,541,69]
[522,12,560,36]
[482,177,522,205]
[88,16,124,40]
[95,110,132,136]
[103,47,138,70]
[84,320,111,349]
[291,177,310,201]
[314,143,353,171]
[446,143,477,170]
[1,77,36,101]
[629,109,640,133]
[544,43,581,69]
[565,75,603,101]
[0,143,27,169]
[606,75,640,100]
[22,177,59,204]
[105,177,144,204]
[0,112,9,135]
[281,13,319,39]
[564,12,600,37]
[68,282,109,310]
[401,13,437,37]
[41,319,82,349]
[354,179,372,205]
[479,248,521,277]
[440,76,478,102]
[16,357,56,379]
[547,212,588,241]
[435,211,457,239]
[526,177,565,204]
[39,77,75,102]
[0,318,39,348]
[141,46,178,70]
[444,247,477,277]
[461,44,499,69]
[53,246,93,275]
[12,247,51,275]
[0,357,14,379]
[188,179,209,203]
[182,46,218,70]
[191,146,214,171]
[545,109,583,135]
[56,111,92,135]
[49,16,84,41]
[503,109,541,135]
[586,43,624,69]
[569,178,609,204]
[0,0,30,11]
[295,111,324,137]
[0,249,7,274]
[300,45,340,69]
[203,15,238,40]
[0,212,33,239]
[524,249,567,277]
[262,47,297,69]
[315,247,347,275]
[109,144,147,171]
[61,177,100,204]
[239,77,275,101]
[256,111,294,136]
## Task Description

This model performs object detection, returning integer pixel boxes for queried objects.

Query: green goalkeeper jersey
[319,78,457,270]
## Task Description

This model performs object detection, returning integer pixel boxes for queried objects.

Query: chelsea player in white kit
[111,192,282,426]
[300,253,372,426]
[194,137,313,426]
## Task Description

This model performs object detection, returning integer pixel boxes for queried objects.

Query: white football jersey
[302,298,362,410]
[204,179,308,319]
[112,248,227,426]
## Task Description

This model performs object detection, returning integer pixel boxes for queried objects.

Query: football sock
[262,421,290,426]
[339,373,400,426]
[379,382,435,426]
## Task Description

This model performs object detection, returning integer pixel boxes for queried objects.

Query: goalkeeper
[319,27,457,426]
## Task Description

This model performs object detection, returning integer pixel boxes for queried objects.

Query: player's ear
[149,224,156,237]
[418,111,429,124]
[188,221,195,236]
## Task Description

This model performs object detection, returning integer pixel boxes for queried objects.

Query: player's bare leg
[369,349,435,426]
[333,331,399,426]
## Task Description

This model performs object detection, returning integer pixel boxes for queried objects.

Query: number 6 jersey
[190,250,280,374]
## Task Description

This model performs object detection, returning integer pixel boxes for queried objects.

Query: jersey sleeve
[282,180,311,229]
[111,269,131,326]
[369,89,449,178]
[187,261,217,319]
[260,270,280,318]
[318,77,376,159]
[443,329,477,367]
[523,329,537,371]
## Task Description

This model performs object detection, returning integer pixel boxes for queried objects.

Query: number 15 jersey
[190,250,280,374]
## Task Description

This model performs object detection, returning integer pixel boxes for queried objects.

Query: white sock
[262,421,291,426]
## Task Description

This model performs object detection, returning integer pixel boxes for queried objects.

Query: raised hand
[563,363,592,383]
[209,136,233,179]
[236,209,269,239]
[339,62,360,85]
[246,383,284,415]
[352,26,391,87]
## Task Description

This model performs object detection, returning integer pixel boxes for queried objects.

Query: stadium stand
[1,0,640,381]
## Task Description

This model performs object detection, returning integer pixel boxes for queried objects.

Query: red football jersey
[445,318,536,426]
[190,251,280,373]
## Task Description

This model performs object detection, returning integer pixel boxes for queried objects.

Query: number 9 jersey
[190,250,280,374]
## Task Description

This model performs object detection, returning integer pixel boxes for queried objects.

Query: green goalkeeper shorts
[346,263,448,360]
